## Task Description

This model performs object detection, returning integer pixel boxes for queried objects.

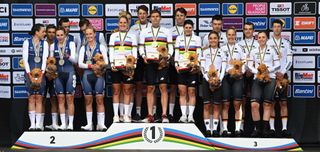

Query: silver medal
[34,56,41,63]
[86,61,92,64]
[59,59,65,66]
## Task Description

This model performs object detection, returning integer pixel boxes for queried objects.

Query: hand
[175,66,180,73]
[143,57,148,64]
[111,66,118,72]
[64,53,70,59]
[276,72,284,79]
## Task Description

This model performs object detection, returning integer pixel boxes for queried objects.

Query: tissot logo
[270,2,292,15]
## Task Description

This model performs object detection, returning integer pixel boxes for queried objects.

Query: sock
[282,116,288,130]
[97,112,105,125]
[128,102,134,116]
[222,119,228,131]
[213,119,219,131]
[119,103,124,116]
[113,103,119,116]
[136,106,141,116]
[51,113,58,126]
[86,112,92,125]
[40,113,45,127]
[29,111,36,127]
[235,119,241,131]
[169,103,175,115]
[60,114,66,126]
[188,106,195,117]
[124,104,130,116]
[263,121,270,132]
[35,113,42,127]
[186,104,189,115]
[68,115,74,127]
[65,109,69,125]
[153,105,157,115]
[254,121,261,131]
[204,119,210,131]
[240,119,244,130]
[180,105,187,116]
[270,116,275,130]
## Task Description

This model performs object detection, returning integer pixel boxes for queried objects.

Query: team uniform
[202,32,227,48]
[238,38,259,97]
[221,43,246,102]
[78,42,108,95]
[248,46,280,103]
[170,25,184,85]
[201,47,227,104]
[109,31,138,83]
[267,37,292,101]
[50,39,77,95]
[201,47,227,136]
[23,38,49,96]
[129,22,150,82]
[174,34,202,87]
[139,26,173,85]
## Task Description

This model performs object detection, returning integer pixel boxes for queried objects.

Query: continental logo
[88,5,97,15]
[228,4,238,14]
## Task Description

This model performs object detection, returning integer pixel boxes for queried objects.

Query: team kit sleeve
[248,50,258,74]
[131,34,138,59]
[282,41,293,74]
[138,29,146,58]
[78,46,90,69]
[270,48,280,73]
[69,42,77,64]
[108,34,115,65]
[22,40,31,74]
[219,51,227,81]
[166,29,174,58]
[41,41,49,73]
[174,36,180,66]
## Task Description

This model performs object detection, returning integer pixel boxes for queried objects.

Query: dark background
[0,0,320,149]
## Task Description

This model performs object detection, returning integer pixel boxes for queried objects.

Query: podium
[12,123,301,151]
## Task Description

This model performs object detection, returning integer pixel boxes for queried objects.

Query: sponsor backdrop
[0,0,320,147]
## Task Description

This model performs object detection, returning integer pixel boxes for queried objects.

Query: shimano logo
[200,8,219,11]
[13,8,31,12]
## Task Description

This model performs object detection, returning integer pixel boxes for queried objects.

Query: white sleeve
[41,41,49,73]
[108,34,115,64]
[282,44,293,74]
[174,36,180,64]
[49,43,54,57]
[202,34,209,49]
[100,44,109,65]
[23,40,30,73]
[69,42,77,64]
[248,51,258,74]
[75,35,82,57]
[78,46,88,69]
[132,35,138,59]
[196,36,202,59]
[166,29,174,56]
[269,49,280,73]
[240,46,246,74]
[219,52,227,81]
[139,29,146,57]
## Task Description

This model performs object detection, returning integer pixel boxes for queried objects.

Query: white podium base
[12,123,301,151]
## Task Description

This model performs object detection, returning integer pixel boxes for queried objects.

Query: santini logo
[295,88,313,94]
